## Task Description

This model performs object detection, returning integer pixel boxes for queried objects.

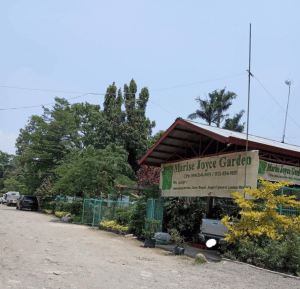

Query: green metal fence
[82,198,164,228]
[257,184,300,216]
[56,195,68,203]
[146,198,164,232]
[280,187,300,216]
[82,199,137,227]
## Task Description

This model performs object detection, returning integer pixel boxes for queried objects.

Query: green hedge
[221,232,300,275]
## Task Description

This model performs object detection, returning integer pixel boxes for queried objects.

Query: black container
[144,238,156,248]
[172,246,185,255]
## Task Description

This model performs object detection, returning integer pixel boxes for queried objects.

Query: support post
[205,196,213,218]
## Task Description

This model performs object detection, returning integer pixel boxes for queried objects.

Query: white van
[1,193,7,204]
[6,191,20,206]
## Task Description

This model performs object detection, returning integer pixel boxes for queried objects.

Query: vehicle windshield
[24,196,37,201]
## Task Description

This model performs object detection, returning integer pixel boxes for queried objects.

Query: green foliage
[53,144,134,198]
[129,200,147,235]
[35,177,55,201]
[188,88,238,127]
[223,109,245,132]
[15,98,80,193]
[114,207,134,226]
[222,178,300,242]
[42,201,56,213]
[195,259,206,265]
[168,228,187,248]
[142,218,161,240]
[163,197,206,241]
[3,178,20,191]
[102,79,155,173]
[141,185,160,202]
[147,130,165,148]
[222,232,300,275]
[13,79,155,199]
[55,201,83,216]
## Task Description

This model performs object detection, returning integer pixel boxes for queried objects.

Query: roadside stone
[62,213,71,222]
[195,253,208,263]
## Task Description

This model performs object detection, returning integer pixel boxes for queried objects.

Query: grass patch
[195,259,206,265]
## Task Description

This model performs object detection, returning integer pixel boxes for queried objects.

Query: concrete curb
[222,258,300,279]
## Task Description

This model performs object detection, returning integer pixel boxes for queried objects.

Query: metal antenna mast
[282,79,292,143]
[244,23,253,196]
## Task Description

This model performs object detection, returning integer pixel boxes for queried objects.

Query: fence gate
[146,198,164,232]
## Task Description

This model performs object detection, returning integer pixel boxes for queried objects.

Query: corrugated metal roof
[139,118,300,167]
[185,119,300,153]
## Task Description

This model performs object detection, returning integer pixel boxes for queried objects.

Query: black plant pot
[172,246,185,255]
[144,238,156,248]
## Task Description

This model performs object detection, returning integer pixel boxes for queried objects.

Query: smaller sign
[258,160,300,185]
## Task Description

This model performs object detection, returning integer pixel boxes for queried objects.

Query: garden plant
[221,177,300,275]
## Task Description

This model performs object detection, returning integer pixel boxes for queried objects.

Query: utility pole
[282,79,293,143]
[244,23,253,197]
[101,171,106,198]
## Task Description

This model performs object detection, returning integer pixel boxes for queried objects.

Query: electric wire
[0,93,98,110]
[254,76,300,131]
[0,72,246,111]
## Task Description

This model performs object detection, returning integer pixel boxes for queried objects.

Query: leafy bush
[222,178,300,242]
[163,197,205,241]
[70,214,83,224]
[42,201,56,213]
[168,228,187,248]
[100,220,129,232]
[142,219,161,240]
[129,200,146,235]
[55,211,68,217]
[56,201,83,216]
[221,232,300,275]
[115,207,134,226]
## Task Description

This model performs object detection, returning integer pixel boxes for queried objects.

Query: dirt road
[0,205,299,289]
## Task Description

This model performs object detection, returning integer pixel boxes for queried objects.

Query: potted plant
[142,219,161,248]
[168,228,187,255]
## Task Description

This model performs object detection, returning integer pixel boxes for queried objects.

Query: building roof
[138,118,300,167]
[186,120,300,154]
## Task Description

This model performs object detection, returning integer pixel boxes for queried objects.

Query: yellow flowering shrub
[100,220,129,232]
[44,209,52,214]
[222,177,300,242]
[55,211,69,217]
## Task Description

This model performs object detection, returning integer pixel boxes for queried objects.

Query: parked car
[6,191,20,206]
[198,218,229,245]
[16,195,39,211]
[1,193,7,204]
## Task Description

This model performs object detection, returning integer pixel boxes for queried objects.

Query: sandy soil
[0,205,299,289]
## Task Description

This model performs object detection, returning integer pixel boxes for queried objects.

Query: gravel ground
[0,205,300,289]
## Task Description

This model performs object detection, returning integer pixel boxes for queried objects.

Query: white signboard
[160,151,259,199]
[258,160,300,185]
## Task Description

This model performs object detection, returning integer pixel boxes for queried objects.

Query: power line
[0,85,89,94]
[0,93,98,110]
[254,75,300,131]
[0,72,246,111]
[149,72,247,92]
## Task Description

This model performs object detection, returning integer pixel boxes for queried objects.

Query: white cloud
[0,131,18,155]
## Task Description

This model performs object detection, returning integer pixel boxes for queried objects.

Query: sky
[1,0,300,155]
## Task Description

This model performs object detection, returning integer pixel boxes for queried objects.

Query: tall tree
[101,79,155,173]
[223,110,245,132]
[53,144,134,198]
[188,88,237,127]
[211,88,237,127]
[187,94,217,125]
[15,98,79,193]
